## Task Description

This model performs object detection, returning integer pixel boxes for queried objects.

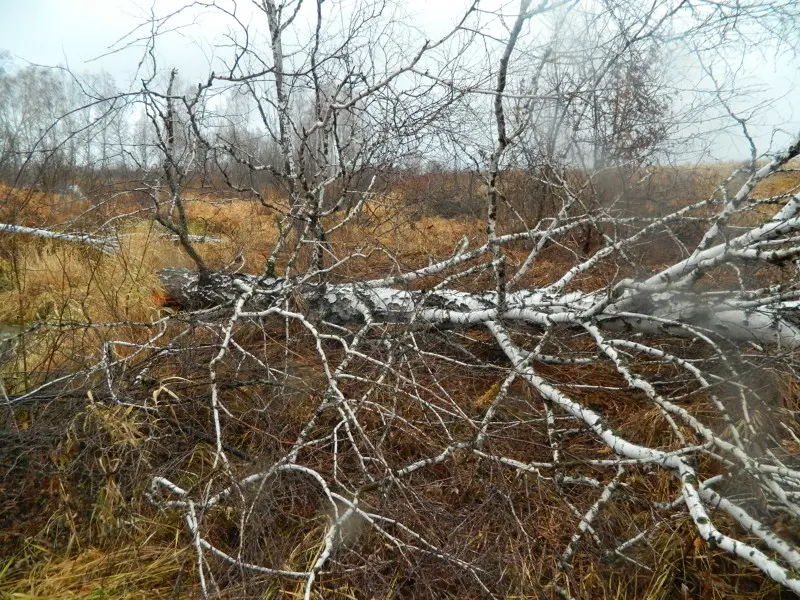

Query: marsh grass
[2,166,800,598]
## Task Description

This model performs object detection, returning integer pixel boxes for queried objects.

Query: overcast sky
[0,0,467,82]
[1,0,798,162]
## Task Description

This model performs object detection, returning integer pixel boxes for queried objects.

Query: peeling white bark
[158,266,800,347]
[0,223,120,253]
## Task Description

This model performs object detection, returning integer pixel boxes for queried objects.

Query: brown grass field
[1,163,800,599]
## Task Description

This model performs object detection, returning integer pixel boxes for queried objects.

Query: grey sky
[0,0,236,86]
[0,0,467,81]
[0,0,798,161]
[1,1,138,72]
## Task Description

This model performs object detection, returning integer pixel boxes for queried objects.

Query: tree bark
[0,223,120,253]
[158,266,800,347]
[0,224,221,253]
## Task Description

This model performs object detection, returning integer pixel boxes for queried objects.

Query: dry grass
[0,185,92,228]
[0,222,193,388]
[1,546,193,600]
[1,397,199,599]
[2,165,800,599]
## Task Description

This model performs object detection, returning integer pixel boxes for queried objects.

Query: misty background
[0,0,798,173]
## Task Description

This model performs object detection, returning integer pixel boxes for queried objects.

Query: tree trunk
[158,266,800,347]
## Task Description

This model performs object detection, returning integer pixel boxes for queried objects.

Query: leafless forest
[2,0,800,598]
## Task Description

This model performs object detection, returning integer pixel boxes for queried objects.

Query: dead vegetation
[1,162,800,599]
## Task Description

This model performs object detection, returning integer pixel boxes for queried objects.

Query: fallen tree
[160,142,800,349]
[0,222,221,252]
[0,222,121,253]
[151,133,800,594]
